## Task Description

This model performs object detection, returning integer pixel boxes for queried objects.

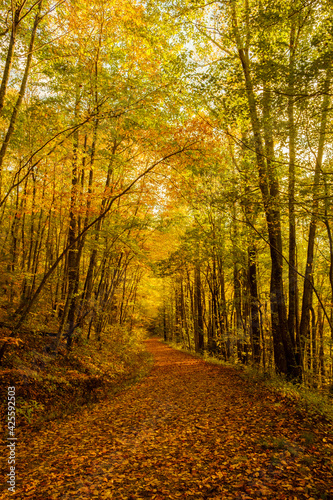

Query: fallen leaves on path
[1,338,333,499]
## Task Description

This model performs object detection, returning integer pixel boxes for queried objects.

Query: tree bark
[194,263,204,353]
[0,1,27,116]
[0,1,43,196]
[231,7,298,376]
[248,245,260,364]
[299,63,331,366]
[287,21,300,360]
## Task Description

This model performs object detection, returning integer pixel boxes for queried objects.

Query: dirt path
[1,338,333,499]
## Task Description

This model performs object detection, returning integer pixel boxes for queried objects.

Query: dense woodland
[0,0,333,390]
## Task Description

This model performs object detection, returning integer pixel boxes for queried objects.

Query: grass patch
[257,436,299,456]
[250,371,333,423]
[163,339,240,369]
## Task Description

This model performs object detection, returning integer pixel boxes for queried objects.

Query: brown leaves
[0,335,24,346]
[1,338,332,499]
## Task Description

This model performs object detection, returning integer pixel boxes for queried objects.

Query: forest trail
[2,338,333,500]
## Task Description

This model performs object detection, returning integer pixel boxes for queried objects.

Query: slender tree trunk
[217,256,229,358]
[194,263,204,353]
[234,262,243,360]
[180,278,190,348]
[0,1,43,196]
[0,2,26,116]
[82,141,117,311]
[248,245,260,364]
[323,172,333,344]
[288,22,300,360]
[317,305,325,385]
[210,255,219,353]
[263,82,299,378]
[232,5,298,378]
[65,89,81,349]
[299,64,331,364]
[163,303,167,341]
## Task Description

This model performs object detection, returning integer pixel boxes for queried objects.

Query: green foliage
[243,366,333,423]
[16,398,45,424]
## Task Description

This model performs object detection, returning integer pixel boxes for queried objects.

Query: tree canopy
[0,0,332,389]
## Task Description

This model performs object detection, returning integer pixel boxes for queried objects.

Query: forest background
[0,0,333,424]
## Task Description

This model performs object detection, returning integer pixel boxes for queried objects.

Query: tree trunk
[248,245,260,365]
[0,1,43,196]
[65,89,81,349]
[288,21,300,360]
[0,2,25,116]
[194,263,204,353]
[299,64,331,366]
[231,5,299,378]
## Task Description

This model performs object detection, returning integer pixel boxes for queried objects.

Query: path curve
[1,338,333,499]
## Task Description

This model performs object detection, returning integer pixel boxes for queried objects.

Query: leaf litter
[1,338,332,499]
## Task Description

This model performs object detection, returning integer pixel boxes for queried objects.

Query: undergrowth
[0,325,153,431]
[246,368,333,424]
[163,337,333,424]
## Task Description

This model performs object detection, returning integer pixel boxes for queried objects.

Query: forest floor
[1,337,333,500]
